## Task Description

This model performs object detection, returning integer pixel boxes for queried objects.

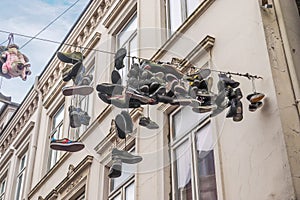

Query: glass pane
[0,180,5,194]
[186,0,201,16]
[112,193,121,200]
[15,174,23,200]
[20,154,26,171]
[195,124,217,199]
[53,106,64,128]
[125,182,135,200]
[173,107,207,139]
[111,162,135,191]
[76,193,85,200]
[118,15,137,48]
[175,140,192,199]
[168,0,182,33]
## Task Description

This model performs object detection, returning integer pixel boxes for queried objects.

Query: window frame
[48,104,65,170]
[0,176,6,200]
[170,106,217,200]
[109,178,135,200]
[15,152,27,200]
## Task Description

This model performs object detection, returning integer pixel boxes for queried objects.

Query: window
[48,105,64,169]
[0,177,6,200]
[109,148,136,200]
[171,106,217,200]
[75,66,95,138]
[15,153,27,200]
[75,192,85,200]
[166,0,203,34]
[116,14,138,85]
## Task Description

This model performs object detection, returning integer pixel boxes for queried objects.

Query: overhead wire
[20,0,81,49]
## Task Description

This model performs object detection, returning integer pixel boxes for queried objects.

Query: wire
[20,0,81,49]
[0,39,8,46]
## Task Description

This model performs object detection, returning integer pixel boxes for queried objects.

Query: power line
[20,0,81,49]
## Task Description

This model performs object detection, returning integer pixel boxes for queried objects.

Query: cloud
[0,0,90,103]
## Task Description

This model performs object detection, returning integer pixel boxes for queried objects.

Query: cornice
[0,91,38,156]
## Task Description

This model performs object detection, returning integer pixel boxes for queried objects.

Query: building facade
[0,0,300,199]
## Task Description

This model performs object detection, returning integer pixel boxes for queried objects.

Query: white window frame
[166,0,204,36]
[0,177,6,200]
[116,14,138,85]
[109,179,135,200]
[48,105,64,170]
[170,106,217,200]
[15,153,27,200]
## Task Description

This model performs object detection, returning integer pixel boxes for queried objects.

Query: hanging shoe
[62,61,83,82]
[166,73,178,82]
[57,51,83,64]
[248,101,263,112]
[62,85,93,96]
[142,61,183,79]
[115,114,126,139]
[192,107,212,113]
[111,69,122,84]
[210,106,226,117]
[108,157,122,178]
[77,108,91,126]
[226,99,238,118]
[139,85,150,94]
[96,83,124,96]
[218,73,240,88]
[115,48,127,70]
[69,106,81,128]
[50,138,84,152]
[121,111,133,133]
[183,68,211,82]
[174,84,188,96]
[156,94,174,104]
[112,148,143,164]
[128,77,139,89]
[246,92,265,103]
[148,82,160,94]
[139,116,159,129]
[233,100,243,122]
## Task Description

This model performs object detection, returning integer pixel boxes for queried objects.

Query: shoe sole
[96,83,124,95]
[62,85,93,96]
[121,111,133,133]
[50,142,84,152]
[111,70,122,84]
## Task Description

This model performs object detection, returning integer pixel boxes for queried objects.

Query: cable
[20,0,81,49]
[0,39,8,46]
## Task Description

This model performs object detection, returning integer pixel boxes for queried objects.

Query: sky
[0,0,90,105]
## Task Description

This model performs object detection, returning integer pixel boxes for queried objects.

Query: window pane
[0,179,5,194]
[111,162,135,191]
[53,106,64,128]
[125,182,135,200]
[173,107,207,139]
[175,140,192,199]
[15,174,23,200]
[196,126,217,200]
[112,193,121,200]
[168,0,182,33]
[118,16,137,48]
[20,155,26,170]
[186,0,202,16]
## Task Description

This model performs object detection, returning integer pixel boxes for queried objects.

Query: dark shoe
[171,98,192,106]
[248,101,263,112]
[139,116,159,129]
[115,48,127,70]
[139,85,149,94]
[108,158,122,178]
[192,107,212,113]
[63,61,83,82]
[174,85,188,96]
[96,83,124,96]
[166,79,178,93]
[150,85,166,97]
[78,74,93,86]
[156,94,174,104]
[50,138,84,152]
[69,106,81,128]
[111,70,122,84]
[115,114,126,139]
[234,88,243,100]
[166,73,178,82]
[112,148,143,164]
[78,109,90,126]
[121,111,133,133]
[233,100,243,122]
[226,99,237,118]
[218,73,240,88]
[246,92,265,103]
[149,82,160,94]
[189,86,198,98]
[57,51,83,64]
[183,68,211,82]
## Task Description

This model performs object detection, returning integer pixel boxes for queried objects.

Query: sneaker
[149,82,160,94]
[62,85,93,96]
[150,85,166,97]
[115,114,126,139]
[192,107,212,113]
[0,92,11,104]
[115,48,127,70]
[189,86,198,98]
[156,94,174,104]
[183,68,211,82]
[174,85,188,96]
[233,100,243,122]
[218,73,240,88]
[234,88,243,100]
[96,83,124,96]
[50,138,84,152]
[78,74,93,86]
[248,101,263,112]
[128,77,139,89]
[57,51,83,64]
[78,109,90,126]
[139,85,149,94]
[121,111,133,133]
[111,69,122,84]
[139,116,159,129]
[246,92,265,103]
[63,61,84,82]
[166,73,178,82]
[166,79,178,93]
[61,64,73,81]
[69,106,81,128]
[108,158,122,178]
[226,99,237,118]
[112,148,143,164]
